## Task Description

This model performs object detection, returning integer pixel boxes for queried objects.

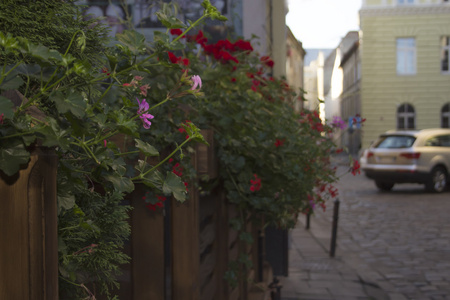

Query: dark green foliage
[58,188,131,299]
[0,0,109,65]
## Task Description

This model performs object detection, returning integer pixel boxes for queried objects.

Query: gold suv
[361,128,450,193]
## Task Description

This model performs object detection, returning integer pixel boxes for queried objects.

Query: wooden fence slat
[131,185,165,300]
[0,148,58,300]
[171,182,200,299]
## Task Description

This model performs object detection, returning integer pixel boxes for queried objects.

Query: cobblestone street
[283,163,450,300]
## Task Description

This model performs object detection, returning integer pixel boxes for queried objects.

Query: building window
[397,0,414,4]
[397,38,416,75]
[442,103,450,128]
[441,37,450,73]
[397,103,415,129]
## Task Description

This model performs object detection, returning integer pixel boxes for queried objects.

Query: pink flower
[191,75,202,91]
[139,84,150,96]
[136,98,154,129]
[0,113,4,124]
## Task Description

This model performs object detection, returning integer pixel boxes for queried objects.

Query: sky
[286,0,363,49]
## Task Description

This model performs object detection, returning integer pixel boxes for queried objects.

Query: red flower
[250,174,262,192]
[274,139,285,147]
[328,185,339,198]
[101,67,110,76]
[351,159,361,176]
[168,51,178,64]
[172,162,183,177]
[195,30,208,45]
[170,28,184,37]
[335,148,344,154]
[233,39,253,52]
[260,56,274,68]
[231,78,236,82]
[181,58,190,66]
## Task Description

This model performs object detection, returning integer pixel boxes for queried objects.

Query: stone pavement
[278,154,450,300]
[278,209,383,300]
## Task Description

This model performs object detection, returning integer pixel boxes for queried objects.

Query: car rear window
[373,135,416,149]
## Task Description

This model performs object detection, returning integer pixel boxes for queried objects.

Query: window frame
[397,0,415,4]
[441,103,450,128]
[396,37,417,75]
[397,103,416,130]
[441,37,450,74]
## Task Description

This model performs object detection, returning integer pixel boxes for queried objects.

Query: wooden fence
[0,130,276,300]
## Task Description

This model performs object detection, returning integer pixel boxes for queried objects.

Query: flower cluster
[351,159,361,176]
[331,116,346,130]
[145,195,167,211]
[250,174,261,192]
[168,51,190,66]
[169,28,185,37]
[260,56,274,68]
[274,139,285,147]
[191,30,253,64]
[123,75,150,96]
[136,98,154,129]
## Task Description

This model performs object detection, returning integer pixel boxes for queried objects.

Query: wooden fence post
[131,185,166,300]
[0,148,58,300]
[171,185,200,299]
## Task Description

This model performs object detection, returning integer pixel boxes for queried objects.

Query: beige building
[360,0,450,148]
[243,0,288,78]
[286,27,306,111]
[339,32,361,153]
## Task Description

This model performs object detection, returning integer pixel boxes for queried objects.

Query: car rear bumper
[363,169,429,183]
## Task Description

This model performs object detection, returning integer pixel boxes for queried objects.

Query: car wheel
[375,181,394,191]
[425,167,447,193]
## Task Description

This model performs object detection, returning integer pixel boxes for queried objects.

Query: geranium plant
[0,0,224,297]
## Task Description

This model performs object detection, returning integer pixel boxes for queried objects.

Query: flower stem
[133,137,191,180]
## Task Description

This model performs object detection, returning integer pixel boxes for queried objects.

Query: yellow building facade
[360,0,450,148]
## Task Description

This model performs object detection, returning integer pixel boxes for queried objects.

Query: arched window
[442,103,450,128]
[397,103,415,129]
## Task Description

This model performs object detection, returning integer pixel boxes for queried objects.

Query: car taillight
[400,152,421,159]
[367,151,374,158]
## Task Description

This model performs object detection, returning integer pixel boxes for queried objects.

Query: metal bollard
[269,277,282,300]
[305,212,311,229]
[329,198,340,257]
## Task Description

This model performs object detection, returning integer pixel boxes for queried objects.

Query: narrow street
[281,163,450,300]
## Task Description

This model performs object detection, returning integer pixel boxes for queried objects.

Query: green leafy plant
[0,1,223,298]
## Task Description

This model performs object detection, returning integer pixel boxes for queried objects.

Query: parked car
[361,128,450,192]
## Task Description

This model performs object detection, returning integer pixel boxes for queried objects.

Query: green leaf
[104,174,134,194]
[0,96,15,119]
[162,171,186,202]
[116,30,147,55]
[0,72,24,90]
[0,140,30,176]
[50,91,86,118]
[27,43,62,63]
[141,169,164,191]
[58,194,76,213]
[36,118,71,149]
[135,138,159,157]
[155,12,186,29]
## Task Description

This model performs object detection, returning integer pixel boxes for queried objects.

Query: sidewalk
[278,211,387,300]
